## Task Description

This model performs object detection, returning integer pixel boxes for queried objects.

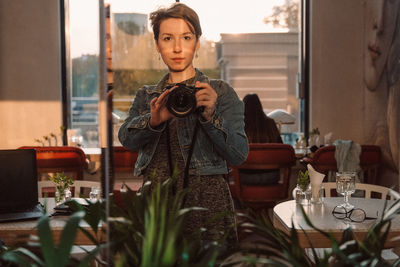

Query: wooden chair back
[113,146,138,173]
[229,143,296,209]
[19,146,88,180]
[303,145,381,184]
[38,180,101,198]
[322,182,396,200]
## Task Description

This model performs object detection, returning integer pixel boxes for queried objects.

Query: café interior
[0,0,400,265]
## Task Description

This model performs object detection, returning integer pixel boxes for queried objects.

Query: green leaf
[37,214,57,266]
[78,243,108,267]
[56,211,85,267]
[1,247,44,267]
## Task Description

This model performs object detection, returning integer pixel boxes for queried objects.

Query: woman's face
[156,18,199,74]
[364,0,399,90]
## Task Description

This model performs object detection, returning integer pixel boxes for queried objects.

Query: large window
[109,0,302,146]
[65,0,303,148]
[66,0,100,148]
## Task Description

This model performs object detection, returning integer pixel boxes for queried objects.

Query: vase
[55,188,72,205]
[293,185,311,206]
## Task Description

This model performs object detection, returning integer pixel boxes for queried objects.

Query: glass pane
[68,0,100,148]
[109,0,301,147]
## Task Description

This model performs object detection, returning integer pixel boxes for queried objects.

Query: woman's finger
[195,81,212,90]
[150,97,158,107]
[157,89,170,104]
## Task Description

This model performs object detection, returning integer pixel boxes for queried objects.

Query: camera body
[166,83,201,117]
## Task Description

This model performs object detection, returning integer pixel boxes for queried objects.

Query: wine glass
[336,172,356,210]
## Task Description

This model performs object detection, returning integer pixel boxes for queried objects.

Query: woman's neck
[168,67,196,84]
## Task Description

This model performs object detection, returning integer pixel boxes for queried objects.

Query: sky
[69,0,287,58]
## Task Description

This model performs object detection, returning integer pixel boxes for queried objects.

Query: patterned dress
[142,81,237,245]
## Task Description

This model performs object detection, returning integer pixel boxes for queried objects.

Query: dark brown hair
[149,3,202,41]
[243,94,283,143]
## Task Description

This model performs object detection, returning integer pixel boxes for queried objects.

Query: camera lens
[166,84,197,117]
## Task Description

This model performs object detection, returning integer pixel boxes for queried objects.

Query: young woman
[243,93,282,144]
[118,3,248,244]
[241,93,282,185]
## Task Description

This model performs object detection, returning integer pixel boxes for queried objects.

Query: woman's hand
[195,81,217,121]
[149,89,174,127]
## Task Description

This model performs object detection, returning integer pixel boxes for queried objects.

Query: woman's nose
[173,40,182,52]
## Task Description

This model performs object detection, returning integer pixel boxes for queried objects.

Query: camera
[166,83,200,117]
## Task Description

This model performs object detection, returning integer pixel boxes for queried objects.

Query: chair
[113,146,138,174]
[19,146,89,180]
[389,189,400,200]
[302,145,381,184]
[322,182,397,200]
[113,146,141,192]
[73,180,101,198]
[228,143,296,209]
[38,180,101,198]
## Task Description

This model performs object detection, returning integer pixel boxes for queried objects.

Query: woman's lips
[368,44,381,60]
[172,57,184,62]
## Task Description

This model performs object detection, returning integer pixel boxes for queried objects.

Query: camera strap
[182,119,200,207]
[166,118,200,207]
[166,121,173,177]
[183,119,200,190]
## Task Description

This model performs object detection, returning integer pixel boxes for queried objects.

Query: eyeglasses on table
[332,206,378,223]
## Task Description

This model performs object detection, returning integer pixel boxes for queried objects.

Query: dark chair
[302,145,381,184]
[18,146,89,180]
[113,146,140,192]
[113,146,138,174]
[228,143,296,209]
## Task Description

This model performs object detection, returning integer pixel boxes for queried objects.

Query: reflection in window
[108,0,301,146]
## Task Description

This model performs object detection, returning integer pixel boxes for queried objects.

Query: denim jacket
[118,69,249,176]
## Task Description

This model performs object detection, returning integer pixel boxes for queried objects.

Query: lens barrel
[166,84,197,117]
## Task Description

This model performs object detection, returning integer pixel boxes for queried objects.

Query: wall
[311,0,399,188]
[0,0,62,149]
[311,0,365,142]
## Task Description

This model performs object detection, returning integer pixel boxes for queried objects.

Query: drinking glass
[89,187,100,201]
[336,172,356,209]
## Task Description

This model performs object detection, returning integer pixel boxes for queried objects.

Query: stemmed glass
[336,172,356,209]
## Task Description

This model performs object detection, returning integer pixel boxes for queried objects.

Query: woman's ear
[195,39,200,51]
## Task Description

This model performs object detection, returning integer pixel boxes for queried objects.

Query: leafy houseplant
[309,127,321,148]
[33,126,64,146]
[50,172,74,204]
[294,170,311,205]
[109,172,228,267]
[310,127,320,137]
[297,170,310,191]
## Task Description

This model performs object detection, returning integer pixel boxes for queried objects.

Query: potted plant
[309,127,321,149]
[109,174,227,266]
[293,170,311,205]
[50,172,74,204]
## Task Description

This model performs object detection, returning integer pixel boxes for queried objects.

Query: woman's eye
[163,36,171,41]
[184,36,192,40]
